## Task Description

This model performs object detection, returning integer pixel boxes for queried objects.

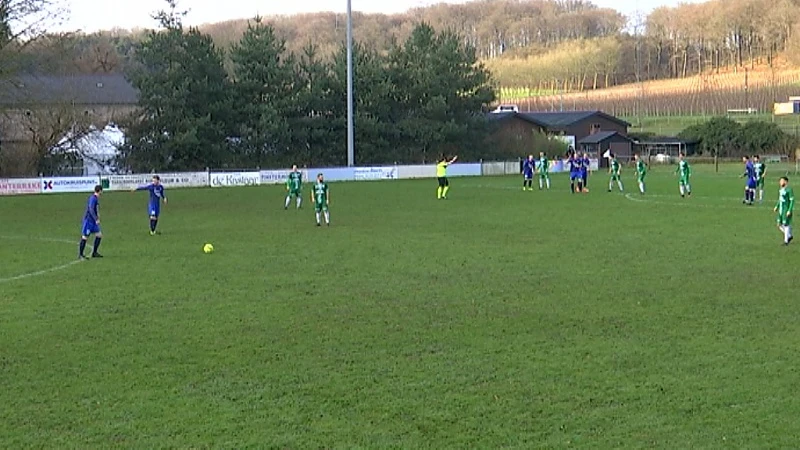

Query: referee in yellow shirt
[436,154,458,199]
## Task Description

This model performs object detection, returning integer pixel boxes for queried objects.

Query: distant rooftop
[577,131,631,144]
[0,74,139,106]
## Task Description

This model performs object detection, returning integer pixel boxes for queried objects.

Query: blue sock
[79,239,87,256]
[93,237,102,254]
[150,219,156,232]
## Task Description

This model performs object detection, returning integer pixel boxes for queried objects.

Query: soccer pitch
[2,164,799,447]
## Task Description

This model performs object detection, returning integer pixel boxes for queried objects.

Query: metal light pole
[346,0,354,166]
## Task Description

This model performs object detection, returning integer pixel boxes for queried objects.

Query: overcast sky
[59,0,705,32]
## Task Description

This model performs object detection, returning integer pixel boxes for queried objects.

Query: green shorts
[679,176,690,185]
[315,203,328,212]
[288,188,301,197]
[637,174,646,183]
[757,178,765,188]
[778,214,793,226]
[539,173,549,179]
[610,174,621,181]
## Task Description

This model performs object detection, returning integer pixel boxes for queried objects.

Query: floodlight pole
[346,0,355,166]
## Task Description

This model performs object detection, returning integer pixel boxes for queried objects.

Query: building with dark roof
[0,74,139,176]
[578,131,634,166]
[486,110,631,159]
[0,74,139,106]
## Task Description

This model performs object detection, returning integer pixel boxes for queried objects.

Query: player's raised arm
[449,155,458,164]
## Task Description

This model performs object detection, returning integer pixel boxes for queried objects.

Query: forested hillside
[5,0,800,91]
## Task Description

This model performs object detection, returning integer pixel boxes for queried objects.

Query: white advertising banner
[398,165,436,179]
[0,178,42,195]
[41,176,98,193]
[260,169,310,185]
[353,167,397,181]
[210,172,261,187]
[105,172,208,190]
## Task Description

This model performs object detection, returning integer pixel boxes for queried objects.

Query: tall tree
[120,1,232,171]
[389,23,495,163]
[330,41,396,165]
[292,43,336,166]
[230,17,297,167]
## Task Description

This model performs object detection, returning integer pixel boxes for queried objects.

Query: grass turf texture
[2,164,800,447]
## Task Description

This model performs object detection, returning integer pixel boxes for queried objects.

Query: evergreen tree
[120,1,233,171]
[230,18,297,167]
[293,43,336,166]
[330,41,396,165]
[389,23,495,163]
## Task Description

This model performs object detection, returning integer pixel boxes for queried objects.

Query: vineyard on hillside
[499,69,800,117]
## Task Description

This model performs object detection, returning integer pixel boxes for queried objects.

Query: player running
[634,154,647,195]
[607,154,623,192]
[537,152,551,190]
[774,176,794,245]
[522,155,535,191]
[741,156,756,205]
[675,153,692,197]
[436,154,457,199]
[753,155,767,203]
[132,175,167,235]
[580,152,590,191]
[78,185,104,259]
[285,165,303,210]
[312,173,330,226]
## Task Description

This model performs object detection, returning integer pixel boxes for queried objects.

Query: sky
[60,0,705,32]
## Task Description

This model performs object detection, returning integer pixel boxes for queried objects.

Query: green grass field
[2,164,800,447]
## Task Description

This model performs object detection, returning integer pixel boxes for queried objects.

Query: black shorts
[437,177,449,187]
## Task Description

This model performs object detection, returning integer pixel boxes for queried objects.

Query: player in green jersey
[774,176,794,245]
[753,155,767,203]
[675,153,692,197]
[634,153,647,195]
[537,152,551,190]
[607,154,623,192]
[311,173,330,226]
[284,165,303,209]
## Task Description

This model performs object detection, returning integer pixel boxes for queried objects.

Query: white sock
[785,225,793,243]
[315,212,320,224]
[608,181,613,190]
[296,197,302,208]
[686,184,691,194]
[680,185,685,195]
[539,178,543,189]
[324,211,330,224]
[618,181,624,191]
[759,189,764,201]
[639,182,644,193]
[285,196,291,208]
[546,178,550,189]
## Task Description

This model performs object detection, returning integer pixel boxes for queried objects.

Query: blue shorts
[82,220,100,237]
[523,172,533,180]
[149,202,160,217]
[581,171,588,179]
[746,178,757,189]
[570,172,580,180]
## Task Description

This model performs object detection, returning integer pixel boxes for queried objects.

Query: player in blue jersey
[78,185,104,259]
[568,151,582,193]
[132,175,168,235]
[741,156,756,205]
[522,155,535,191]
[580,152,590,191]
